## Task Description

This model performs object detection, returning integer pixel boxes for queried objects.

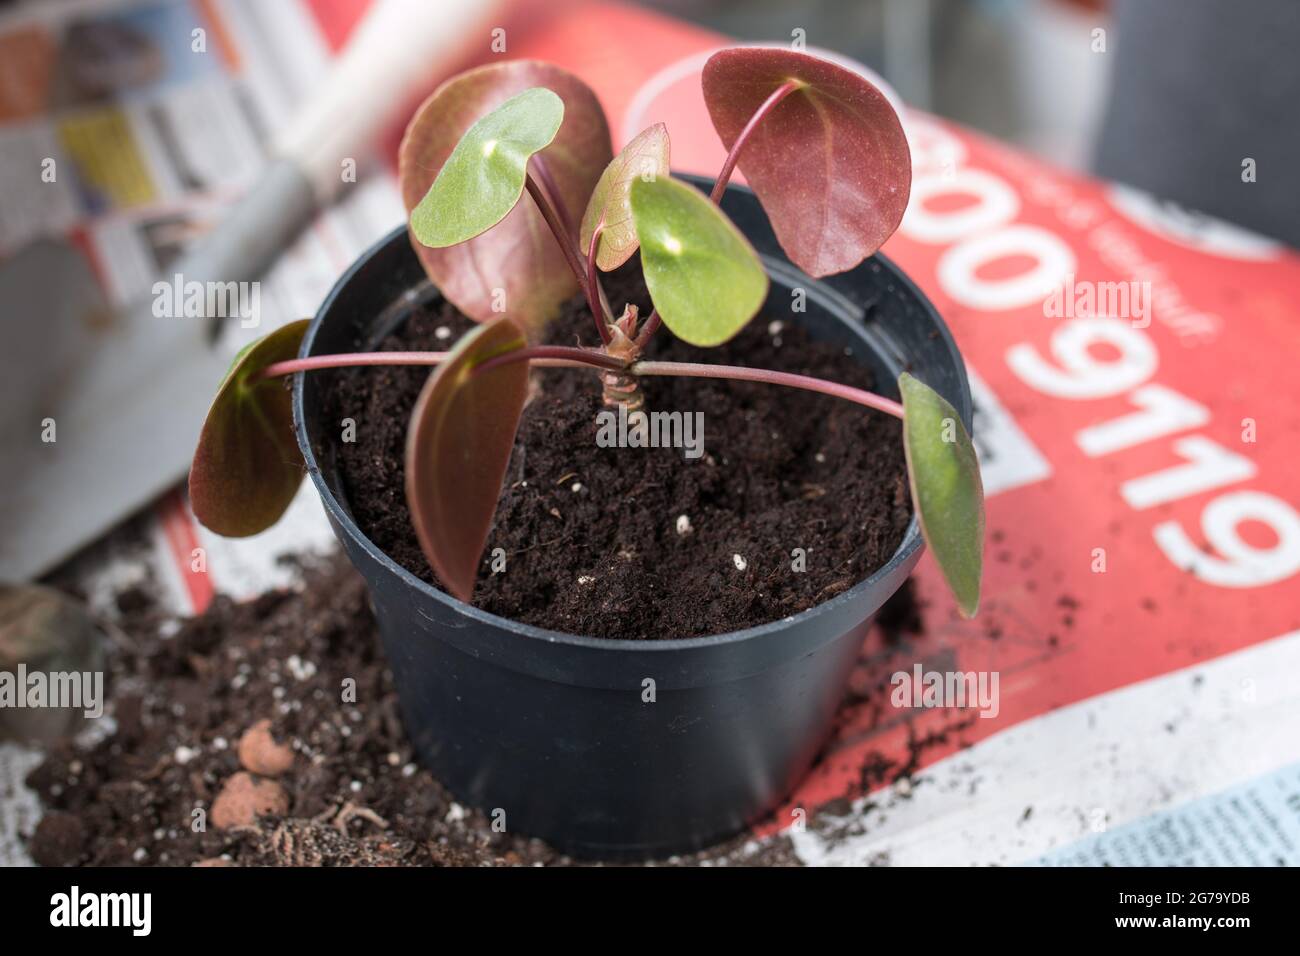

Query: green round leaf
[629,175,768,347]
[703,48,911,277]
[398,61,612,333]
[405,317,530,603]
[579,123,670,271]
[899,372,984,618]
[410,87,564,248]
[189,320,310,537]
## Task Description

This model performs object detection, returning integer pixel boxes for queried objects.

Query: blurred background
[647,0,1297,245]
[658,0,1115,168]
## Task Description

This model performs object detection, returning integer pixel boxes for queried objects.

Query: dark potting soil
[324,265,912,640]
[25,555,803,867]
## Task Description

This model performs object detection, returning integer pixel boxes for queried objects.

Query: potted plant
[189,48,983,859]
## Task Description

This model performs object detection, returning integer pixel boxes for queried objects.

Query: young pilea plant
[190,49,985,618]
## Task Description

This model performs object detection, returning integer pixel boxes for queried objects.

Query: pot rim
[294,182,968,653]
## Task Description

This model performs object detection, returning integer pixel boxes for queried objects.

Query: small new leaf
[579,123,670,271]
[630,176,768,347]
[899,373,984,617]
[410,88,564,248]
[189,320,310,537]
[405,318,530,603]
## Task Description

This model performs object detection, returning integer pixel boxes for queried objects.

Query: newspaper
[0,0,405,581]
[0,0,399,863]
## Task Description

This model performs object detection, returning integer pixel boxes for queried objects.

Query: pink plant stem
[633,79,803,355]
[255,346,624,383]
[709,79,803,204]
[475,344,626,375]
[256,352,449,380]
[587,221,613,344]
[524,171,590,300]
[630,360,905,420]
[632,308,661,349]
[530,156,572,230]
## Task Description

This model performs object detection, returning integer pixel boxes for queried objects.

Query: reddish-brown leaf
[405,317,530,602]
[189,320,309,537]
[702,48,911,277]
[398,61,612,334]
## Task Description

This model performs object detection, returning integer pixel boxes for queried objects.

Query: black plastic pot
[293,175,972,860]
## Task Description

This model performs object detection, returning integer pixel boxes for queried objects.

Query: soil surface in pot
[324,264,912,640]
